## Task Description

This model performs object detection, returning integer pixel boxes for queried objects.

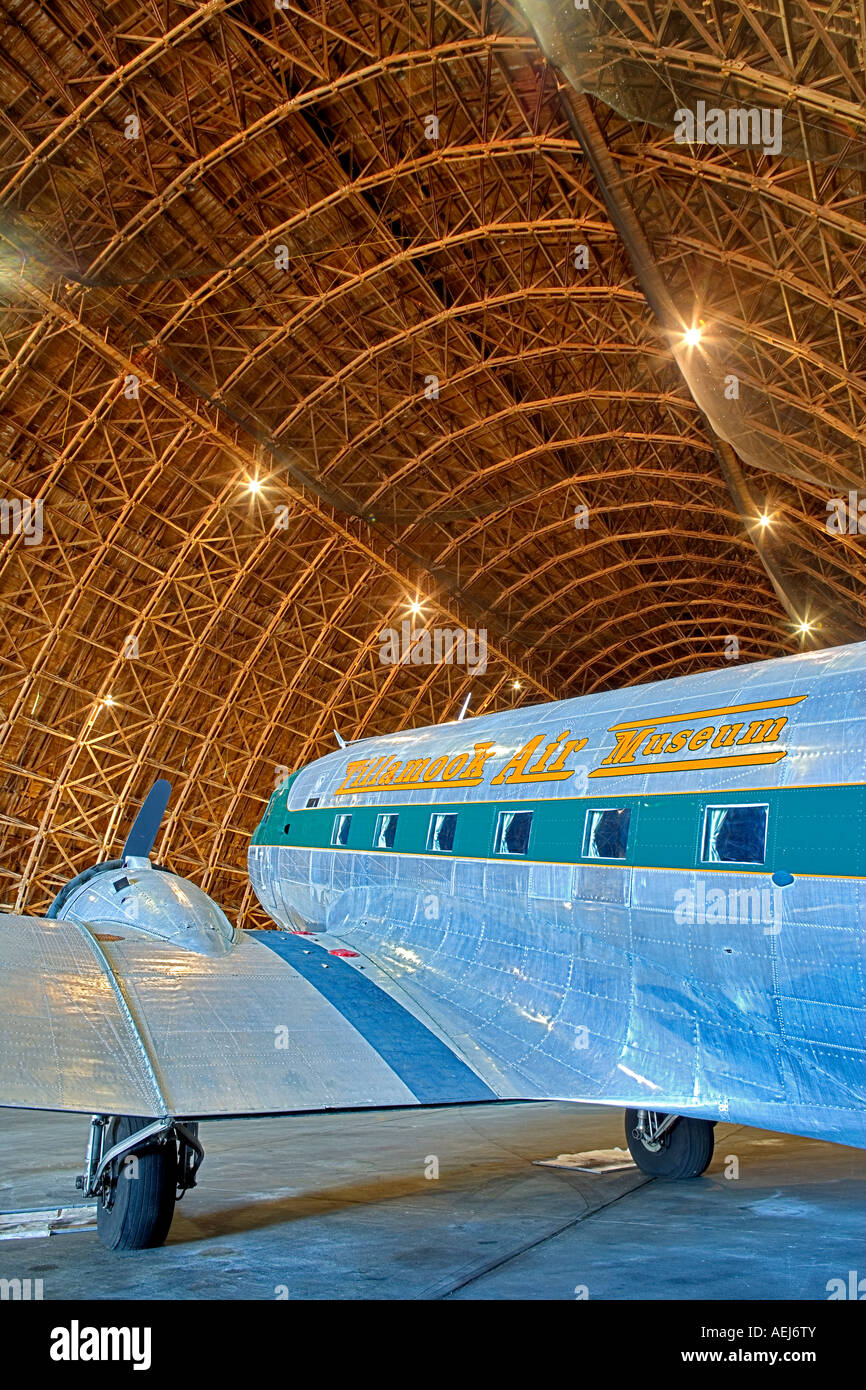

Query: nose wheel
[625,1108,714,1179]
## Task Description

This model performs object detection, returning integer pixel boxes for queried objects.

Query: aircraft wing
[0,915,494,1118]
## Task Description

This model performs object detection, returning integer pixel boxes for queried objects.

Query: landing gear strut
[77,1114,204,1250]
[625,1108,714,1179]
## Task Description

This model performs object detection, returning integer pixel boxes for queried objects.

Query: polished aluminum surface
[250,643,866,1149]
[59,860,237,958]
[0,917,416,1116]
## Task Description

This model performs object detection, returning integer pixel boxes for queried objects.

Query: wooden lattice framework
[0,0,863,924]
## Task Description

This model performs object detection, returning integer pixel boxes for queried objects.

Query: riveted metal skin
[251,643,866,1149]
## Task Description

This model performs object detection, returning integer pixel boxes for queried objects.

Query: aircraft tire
[96,1115,177,1251]
[624,1109,714,1179]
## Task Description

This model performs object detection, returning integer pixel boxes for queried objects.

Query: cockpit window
[701,804,768,864]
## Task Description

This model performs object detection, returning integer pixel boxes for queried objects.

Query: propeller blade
[122,779,171,861]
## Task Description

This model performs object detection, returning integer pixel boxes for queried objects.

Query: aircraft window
[583,807,631,860]
[374,813,399,850]
[427,812,457,853]
[306,796,320,808]
[701,804,768,864]
[331,813,352,847]
[493,810,533,856]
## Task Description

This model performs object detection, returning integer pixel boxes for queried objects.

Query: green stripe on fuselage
[253,781,866,877]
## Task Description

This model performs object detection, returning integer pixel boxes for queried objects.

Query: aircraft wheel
[625,1108,714,1179]
[96,1115,177,1251]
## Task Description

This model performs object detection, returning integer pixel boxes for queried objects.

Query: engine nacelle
[49,857,237,957]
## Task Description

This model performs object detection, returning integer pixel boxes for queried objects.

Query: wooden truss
[0,0,862,924]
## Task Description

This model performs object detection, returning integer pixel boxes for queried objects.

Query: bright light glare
[683,326,702,347]
[758,512,771,528]
[797,619,813,634]
[247,477,262,494]
[512,680,521,690]
[408,599,423,615]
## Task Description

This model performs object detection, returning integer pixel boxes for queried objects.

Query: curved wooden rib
[0,0,861,925]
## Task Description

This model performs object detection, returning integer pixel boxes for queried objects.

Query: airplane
[1,640,864,1250]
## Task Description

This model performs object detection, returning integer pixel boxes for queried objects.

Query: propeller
[122,778,171,861]
[47,779,172,918]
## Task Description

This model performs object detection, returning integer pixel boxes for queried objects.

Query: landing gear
[625,1108,714,1179]
[78,1114,204,1250]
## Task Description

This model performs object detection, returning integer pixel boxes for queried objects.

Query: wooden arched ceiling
[0,1,862,923]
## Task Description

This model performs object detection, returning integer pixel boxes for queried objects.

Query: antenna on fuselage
[456,692,471,722]
[334,729,347,749]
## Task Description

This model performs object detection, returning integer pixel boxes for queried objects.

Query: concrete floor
[0,1102,861,1300]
